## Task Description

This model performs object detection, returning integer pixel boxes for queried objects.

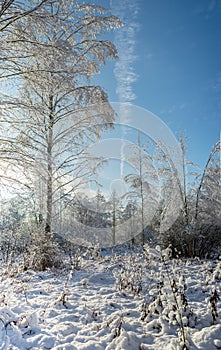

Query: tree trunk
[45,95,54,235]
[112,193,116,246]
[138,133,145,245]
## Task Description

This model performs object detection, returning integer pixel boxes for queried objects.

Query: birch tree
[0,0,48,33]
[153,136,196,255]
[192,140,221,256]
[154,137,221,257]
[194,140,220,225]
[0,0,52,81]
[124,133,159,245]
[2,0,121,235]
[0,1,54,196]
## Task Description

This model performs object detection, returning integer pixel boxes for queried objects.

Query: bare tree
[124,132,159,245]
[0,0,48,32]
[0,0,53,81]
[194,140,220,224]
[192,140,221,256]
[109,190,119,246]
[2,0,121,236]
[154,137,221,257]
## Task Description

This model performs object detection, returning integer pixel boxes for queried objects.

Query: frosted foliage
[0,0,122,234]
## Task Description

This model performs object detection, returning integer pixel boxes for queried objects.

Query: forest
[0,1,220,349]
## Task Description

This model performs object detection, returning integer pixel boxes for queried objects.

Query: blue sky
[94,0,221,170]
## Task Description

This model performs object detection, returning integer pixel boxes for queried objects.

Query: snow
[0,247,220,349]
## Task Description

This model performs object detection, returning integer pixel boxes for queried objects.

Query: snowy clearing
[0,247,221,350]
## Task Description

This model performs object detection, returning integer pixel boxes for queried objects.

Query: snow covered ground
[0,246,220,350]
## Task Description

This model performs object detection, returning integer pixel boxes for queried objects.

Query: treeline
[0,136,220,264]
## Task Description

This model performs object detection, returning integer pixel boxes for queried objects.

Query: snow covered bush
[0,246,221,349]
[25,229,63,271]
[208,289,220,325]
[151,140,221,259]
[113,253,143,295]
[141,245,198,349]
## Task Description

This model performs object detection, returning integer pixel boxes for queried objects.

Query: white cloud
[110,0,139,104]
[110,0,140,175]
